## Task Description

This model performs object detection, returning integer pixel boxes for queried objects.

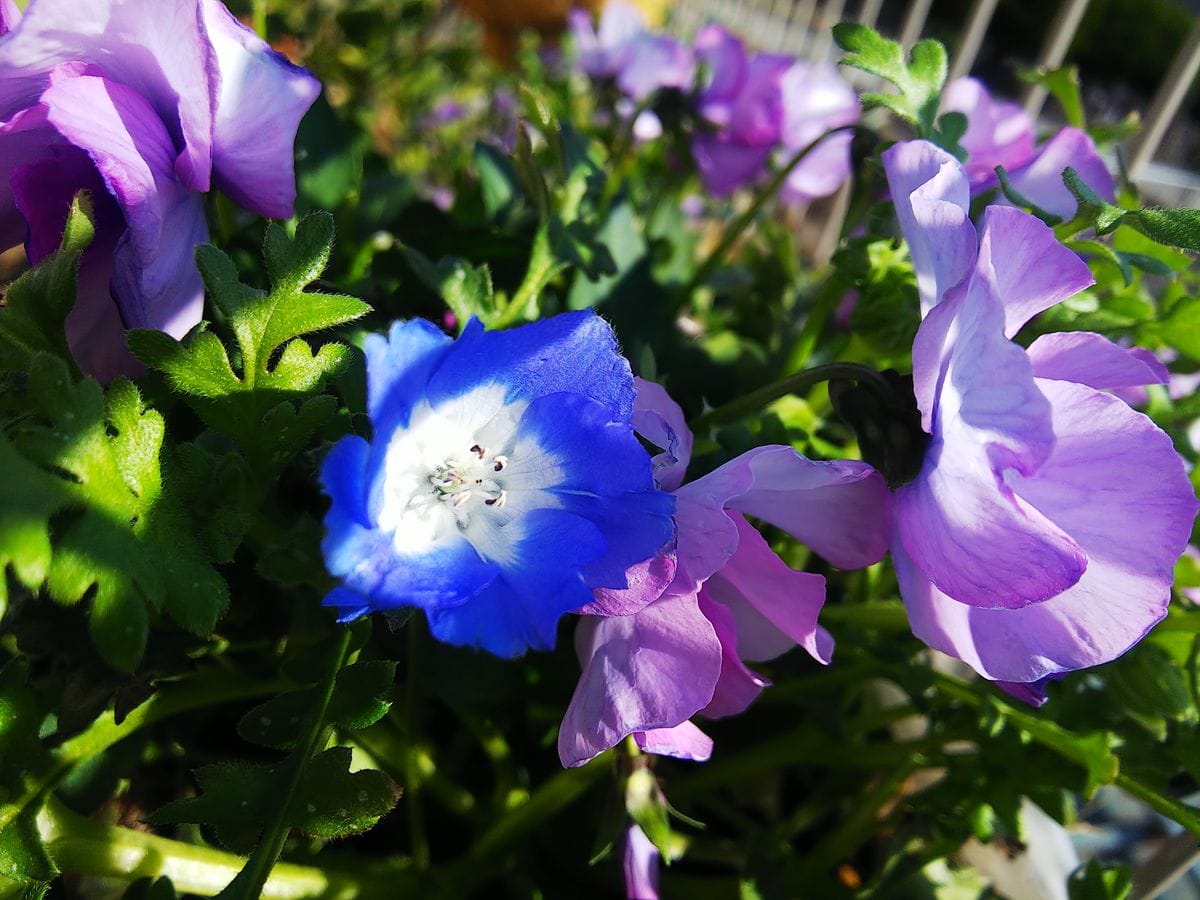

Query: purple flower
[692,25,791,196]
[883,140,1199,699]
[942,77,1114,220]
[557,378,892,766]
[569,1,647,80]
[0,0,320,380]
[623,823,660,900]
[777,62,860,203]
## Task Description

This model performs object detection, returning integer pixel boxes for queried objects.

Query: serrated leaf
[130,213,367,477]
[0,193,94,374]
[16,356,227,671]
[0,438,68,612]
[150,761,277,854]
[292,746,399,839]
[401,246,496,326]
[834,25,949,143]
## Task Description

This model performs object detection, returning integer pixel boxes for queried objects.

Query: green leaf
[625,768,671,861]
[400,246,496,326]
[0,806,56,899]
[291,746,400,839]
[1160,297,1200,361]
[1019,66,1085,128]
[0,439,68,614]
[128,212,369,476]
[473,142,522,221]
[16,357,228,671]
[0,192,95,374]
[834,25,950,146]
[150,761,276,854]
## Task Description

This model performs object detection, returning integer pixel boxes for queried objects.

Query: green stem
[680,125,857,300]
[1115,773,1200,835]
[252,0,268,39]
[405,623,430,871]
[222,627,355,899]
[689,361,891,431]
[931,671,1200,836]
[783,273,845,374]
[38,796,401,899]
[446,755,609,891]
[493,226,561,329]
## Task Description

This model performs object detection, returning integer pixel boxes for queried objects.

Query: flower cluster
[568,1,859,199]
[0,0,319,379]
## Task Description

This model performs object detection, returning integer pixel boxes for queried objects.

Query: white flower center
[376,384,556,559]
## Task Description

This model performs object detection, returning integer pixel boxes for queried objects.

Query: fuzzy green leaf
[128,212,368,476]
[15,357,227,671]
[834,25,950,146]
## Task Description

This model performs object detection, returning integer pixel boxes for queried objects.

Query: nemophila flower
[320,312,676,658]
[558,378,892,766]
[942,77,1113,220]
[0,0,319,380]
[882,140,1199,701]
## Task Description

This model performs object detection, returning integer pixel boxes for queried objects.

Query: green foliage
[127,212,369,476]
[0,193,94,375]
[1019,66,1085,129]
[12,358,227,671]
[1067,859,1132,900]
[150,625,399,899]
[833,25,963,155]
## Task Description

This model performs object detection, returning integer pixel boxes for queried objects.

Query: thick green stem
[680,125,857,300]
[689,361,892,431]
[38,796,399,899]
[222,627,355,899]
[819,600,911,632]
[404,623,430,871]
[445,755,609,891]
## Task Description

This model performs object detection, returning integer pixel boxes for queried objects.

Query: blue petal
[322,586,373,623]
[510,391,676,589]
[363,318,454,431]
[320,434,499,610]
[426,311,635,422]
[425,509,607,657]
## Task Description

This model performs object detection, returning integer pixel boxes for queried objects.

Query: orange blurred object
[458,0,602,63]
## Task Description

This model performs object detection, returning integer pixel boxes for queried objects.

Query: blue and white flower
[320,311,677,657]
